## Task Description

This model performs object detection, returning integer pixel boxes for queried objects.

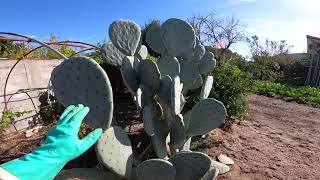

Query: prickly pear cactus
[51,56,113,129]
[52,17,231,180]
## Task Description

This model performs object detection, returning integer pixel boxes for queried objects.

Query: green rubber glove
[0,104,103,180]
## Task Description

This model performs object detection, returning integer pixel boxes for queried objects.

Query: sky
[1,0,320,57]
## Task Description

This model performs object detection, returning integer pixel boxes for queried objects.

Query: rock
[211,160,230,174]
[217,154,234,165]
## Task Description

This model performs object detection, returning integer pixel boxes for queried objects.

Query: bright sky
[2,0,320,57]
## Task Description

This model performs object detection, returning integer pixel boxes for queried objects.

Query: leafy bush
[0,110,31,132]
[209,64,251,126]
[250,81,320,107]
[229,57,281,82]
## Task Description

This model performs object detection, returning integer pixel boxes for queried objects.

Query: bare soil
[1,94,319,180]
[200,94,320,180]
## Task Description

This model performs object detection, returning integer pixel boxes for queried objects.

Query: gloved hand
[0,104,103,180]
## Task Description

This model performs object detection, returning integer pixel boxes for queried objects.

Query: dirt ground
[202,94,320,180]
[1,94,319,179]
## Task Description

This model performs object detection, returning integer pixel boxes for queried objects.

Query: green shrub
[229,57,281,82]
[0,110,31,132]
[250,81,320,107]
[209,64,251,126]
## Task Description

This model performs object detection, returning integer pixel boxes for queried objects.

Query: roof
[307,35,320,41]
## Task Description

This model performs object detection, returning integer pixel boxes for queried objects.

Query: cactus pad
[136,45,148,60]
[138,59,161,94]
[200,167,219,180]
[143,106,155,136]
[51,56,113,129]
[136,87,142,109]
[161,18,196,57]
[186,98,226,137]
[193,43,206,61]
[158,75,173,108]
[55,168,119,180]
[101,42,125,67]
[181,137,191,151]
[96,126,133,178]
[146,24,166,54]
[133,57,140,73]
[169,151,211,180]
[179,60,199,91]
[171,76,182,115]
[157,56,180,78]
[109,20,141,56]
[200,75,213,100]
[169,114,186,149]
[189,74,203,90]
[182,110,191,131]
[151,117,170,158]
[199,52,216,74]
[137,159,176,180]
[120,56,139,94]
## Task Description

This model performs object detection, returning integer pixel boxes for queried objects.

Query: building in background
[305,35,320,87]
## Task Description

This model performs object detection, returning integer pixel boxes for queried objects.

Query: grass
[250,80,320,107]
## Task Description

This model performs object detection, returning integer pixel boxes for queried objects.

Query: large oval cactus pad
[146,24,167,54]
[109,20,141,56]
[96,126,133,178]
[161,18,196,57]
[169,151,211,180]
[137,159,176,180]
[186,98,226,137]
[51,56,113,129]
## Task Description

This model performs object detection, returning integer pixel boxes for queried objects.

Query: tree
[187,13,245,63]
[246,35,293,66]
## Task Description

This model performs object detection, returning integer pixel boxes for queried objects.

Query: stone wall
[0,60,62,133]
